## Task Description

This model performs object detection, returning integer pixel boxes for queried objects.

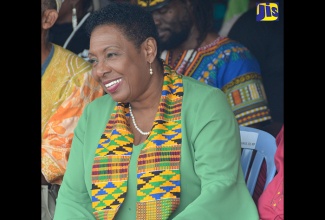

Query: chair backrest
[239,126,277,196]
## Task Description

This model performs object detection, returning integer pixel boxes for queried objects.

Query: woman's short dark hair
[85,2,160,54]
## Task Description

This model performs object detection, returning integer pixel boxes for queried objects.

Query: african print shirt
[161,36,271,126]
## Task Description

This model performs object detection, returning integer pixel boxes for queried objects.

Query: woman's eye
[88,59,97,64]
[106,53,117,58]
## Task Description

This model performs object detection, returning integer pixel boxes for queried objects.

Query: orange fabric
[257,125,284,220]
[41,44,104,184]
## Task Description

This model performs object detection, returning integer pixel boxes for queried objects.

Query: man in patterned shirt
[136,0,272,129]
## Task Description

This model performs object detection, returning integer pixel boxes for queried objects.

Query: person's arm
[174,88,259,219]
[219,44,272,129]
[41,67,104,185]
[257,126,284,219]
[53,104,96,220]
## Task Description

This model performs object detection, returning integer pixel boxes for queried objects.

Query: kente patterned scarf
[91,65,183,220]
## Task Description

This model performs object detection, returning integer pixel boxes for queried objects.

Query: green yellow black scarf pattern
[91,65,183,220]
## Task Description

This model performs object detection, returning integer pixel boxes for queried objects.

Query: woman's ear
[144,37,158,63]
[42,9,59,30]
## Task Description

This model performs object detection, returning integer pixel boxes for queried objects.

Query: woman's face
[88,25,150,103]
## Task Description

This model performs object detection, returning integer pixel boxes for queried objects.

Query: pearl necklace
[129,105,150,136]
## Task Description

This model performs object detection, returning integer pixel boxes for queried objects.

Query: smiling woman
[53,2,259,220]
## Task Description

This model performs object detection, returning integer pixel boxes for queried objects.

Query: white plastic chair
[239,126,277,196]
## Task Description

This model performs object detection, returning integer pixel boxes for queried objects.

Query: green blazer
[54,75,259,220]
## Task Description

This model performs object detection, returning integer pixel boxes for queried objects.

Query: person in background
[48,0,96,60]
[228,0,284,137]
[136,0,272,131]
[41,0,104,219]
[53,2,259,219]
[258,125,284,219]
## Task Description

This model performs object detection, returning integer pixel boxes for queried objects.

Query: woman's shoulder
[83,94,115,118]
[88,94,113,107]
[182,75,230,111]
[182,75,223,95]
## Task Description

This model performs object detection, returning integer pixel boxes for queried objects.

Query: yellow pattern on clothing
[41,44,104,184]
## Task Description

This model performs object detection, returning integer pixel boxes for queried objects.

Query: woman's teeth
[105,79,121,88]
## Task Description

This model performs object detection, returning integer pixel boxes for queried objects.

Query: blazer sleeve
[53,104,96,220]
[173,88,259,220]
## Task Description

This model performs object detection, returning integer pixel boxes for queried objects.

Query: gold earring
[149,62,153,75]
[72,5,77,30]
